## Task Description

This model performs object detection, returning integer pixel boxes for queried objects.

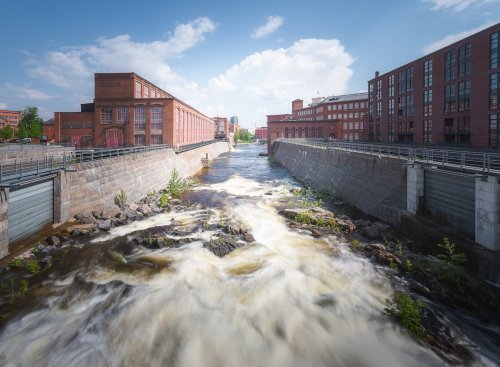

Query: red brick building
[44,73,214,148]
[255,127,268,140]
[267,93,368,150]
[367,23,500,148]
[213,117,229,139]
[0,110,21,129]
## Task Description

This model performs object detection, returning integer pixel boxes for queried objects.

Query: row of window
[284,127,323,138]
[135,81,168,99]
[343,122,364,130]
[101,106,164,129]
[175,108,213,144]
[327,102,367,111]
[328,112,363,119]
[133,134,163,145]
[61,122,93,129]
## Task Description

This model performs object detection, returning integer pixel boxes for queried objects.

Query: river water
[0,144,496,366]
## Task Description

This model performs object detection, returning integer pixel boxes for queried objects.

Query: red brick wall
[267,120,339,151]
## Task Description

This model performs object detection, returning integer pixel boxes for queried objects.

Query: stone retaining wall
[63,142,229,218]
[273,141,408,226]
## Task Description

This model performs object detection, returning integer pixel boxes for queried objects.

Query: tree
[0,125,14,140]
[234,130,253,143]
[17,106,43,138]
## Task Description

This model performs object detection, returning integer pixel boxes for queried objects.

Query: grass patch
[114,189,127,210]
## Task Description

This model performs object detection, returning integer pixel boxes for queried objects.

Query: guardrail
[276,139,500,174]
[0,140,228,185]
[0,144,172,185]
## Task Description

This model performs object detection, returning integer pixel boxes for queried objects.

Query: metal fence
[276,138,500,174]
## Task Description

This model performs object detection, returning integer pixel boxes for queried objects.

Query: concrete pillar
[0,188,9,258]
[54,171,71,223]
[475,175,499,250]
[407,164,424,215]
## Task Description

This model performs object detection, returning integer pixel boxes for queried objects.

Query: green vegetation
[108,250,127,265]
[436,237,467,286]
[159,193,169,208]
[10,258,23,269]
[0,125,14,140]
[165,168,195,198]
[405,259,413,275]
[19,280,29,294]
[295,211,315,225]
[234,130,253,143]
[267,155,278,163]
[25,260,40,274]
[218,214,225,228]
[388,292,425,338]
[114,189,127,210]
[17,106,43,138]
[351,239,362,250]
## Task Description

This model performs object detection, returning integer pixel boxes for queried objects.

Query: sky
[0,0,499,129]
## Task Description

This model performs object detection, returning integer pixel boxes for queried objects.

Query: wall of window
[151,106,163,130]
[424,59,432,88]
[490,114,499,148]
[101,107,112,124]
[458,80,471,112]
[444,84,456,113]
[491,73,499,109]
[134,106,146,131]
[134,134,146,146]
[459,44,471,77]
[423,90,432,117]
[423,120,432,144]
[445,50,457,81]
[117,107,128,124]
[490,32,499,69]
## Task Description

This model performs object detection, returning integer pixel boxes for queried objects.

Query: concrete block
[475,176,499,250]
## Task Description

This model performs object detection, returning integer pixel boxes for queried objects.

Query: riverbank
[0,145,498,366]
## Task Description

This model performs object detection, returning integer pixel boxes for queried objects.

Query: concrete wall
[0,146,74,163]
[273,141,407,225]
[63,141,229,218]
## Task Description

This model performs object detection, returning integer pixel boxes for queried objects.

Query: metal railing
[0,140,228,185]
[0,144,171,185]
[276,139,500,174]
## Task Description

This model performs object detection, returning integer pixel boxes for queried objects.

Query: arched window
[291,128,296,138]
[285,127,289,138]
[311,127,316,138]
[298,127,302,138]
[305,127,309,138]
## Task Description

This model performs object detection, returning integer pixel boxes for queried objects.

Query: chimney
[375,71,380,78]
[292,99,304,112]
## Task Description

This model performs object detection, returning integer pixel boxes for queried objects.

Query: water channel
[0,144,497,366]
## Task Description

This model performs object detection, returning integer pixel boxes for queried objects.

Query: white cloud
[423,22,495,53]
[2,83,56,100]
[204,39,354,125]
[424,0,497,11]
[27,17,216,97]
[252,16,284,39]
[0,103,7,109]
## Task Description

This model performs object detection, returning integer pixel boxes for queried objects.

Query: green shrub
[295,212,315,225]
[19,280,29,294]
[10,258,23,269]
[166,168,192,198]
[114,189,127,210]
[159,193,169,208]
[351,239,362,250]
[388,292,425,338]
[405,259,413,275]
[436,237,466,286]
[25,260,40,274]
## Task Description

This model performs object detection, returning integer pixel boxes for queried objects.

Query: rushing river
[0,144,497,366]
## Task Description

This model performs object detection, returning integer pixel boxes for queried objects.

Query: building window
[311,127,316,138]
[376,80,382,101]
[376,101,382,122]
[459,44,471,77]
[134,105,146,131]
[305,127,309,138]
[457,116,471,144]
[490,114,499,148]
[291,128,295,138]
[491,73,499,109]
[423,120,432,144]
[398,71,405,94]
[406,95,413,117]
[318,127,323,138]
[135,81,142,98]
[406,67,414,92]
[445,50,457,81]
[424,90,432,117]
[491,32,499,69]
[151,106,163,130]
[134,134,146,146]
[424,59,432,88]
[388,122,394,143]
[398,96,405,117]
[151,134,162,144]
[117,107,128,124]
[444,118,455,144]
[298,127,303,138]
[143,85,149,98]
[101,107,112,124]
[285,127,289,138]
[458,80,471,112]
[444,84,456,113]
[388,98,394,118]
[388,74,395,98]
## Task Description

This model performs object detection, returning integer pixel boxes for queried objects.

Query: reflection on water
[0,144,495,366]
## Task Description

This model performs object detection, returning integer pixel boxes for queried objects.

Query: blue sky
[0,0,498,129]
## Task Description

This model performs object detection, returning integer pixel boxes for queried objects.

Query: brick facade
[0,110,21,130]
[43,73,214,148]
[367,23,500,148]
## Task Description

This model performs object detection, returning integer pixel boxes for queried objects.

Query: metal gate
[424,169,475,235]
[8,179,54,242]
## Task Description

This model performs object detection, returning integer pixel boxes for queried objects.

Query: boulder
[92,210,103,219]
[46,236,61,247]
[363,225,381,239]
[204,235,245,257]
[335,218,356,233]
[310,228,327,238]
[97,219,112,231]
[139,204,152,215]
[67,223,95,233]
[169,199,181,206]
[244,233,255,243]
[364,243,386,252]
[102,207,121,220]
[128,202,139,211]
[74,212,91,221]
[225,225,242,235]
[278,209,300,220]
